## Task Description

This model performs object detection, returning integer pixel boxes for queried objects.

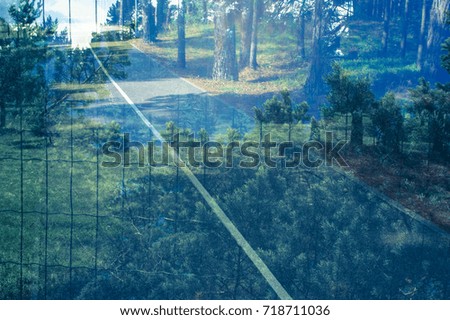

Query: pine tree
[325,64,375,147]
[371,92,404,153]
[310,116,321,141]
[2,0,48,133]
[410,78,450,159]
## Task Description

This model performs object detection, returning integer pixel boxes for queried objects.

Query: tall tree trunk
[372,0,377,18]
[372,0,379,18]
[157,0,166,32]
[377,0,384,18]
[95,0,98,32]
[212,1,238,81]
[178,0,186,68]
[119,0,123,27]
[166,6,172,27]
[239,0,253,69]
[417,0,428,70]
[42,0,45,27]
[68,0,72,43]
[426,0,450,77]
[400,0,410,58]
[134,0,137,36]
[202,0,208,23]
[305,0,324,97]
[381,0,391,56]
[298,3,306,59]
[249,0,259,69]
[143,3,157,42]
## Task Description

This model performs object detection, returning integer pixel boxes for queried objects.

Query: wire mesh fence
[0,93,273,300]
[0,79,449,300]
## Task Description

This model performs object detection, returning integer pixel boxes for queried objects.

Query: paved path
[95,44,252,139]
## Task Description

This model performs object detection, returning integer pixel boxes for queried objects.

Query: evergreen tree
[107,0,136,27]
[262,90,308,125]
[1,0,48,133]
[410,78,450,159]
[371,92,404,153]
[325,63,375,147]
[310,116,321,141]
[8,0,42,28]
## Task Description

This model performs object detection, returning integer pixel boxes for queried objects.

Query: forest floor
[343,148,450,232]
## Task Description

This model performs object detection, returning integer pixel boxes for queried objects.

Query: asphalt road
[96,45,253,140]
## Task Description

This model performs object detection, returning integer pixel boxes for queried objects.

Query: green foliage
[325,63,375,115]
[166,120,176,135]
[216,167,450,299]
[198,128,209,142]
[309,116,321,141]
[0,0,48,133]
[371,92,405,153]
[43,16,62,43]
[54,48,97,84]
[90,39,132,80]
[226,127,241,142]
[106,0,120,25]
[263,92,290,124]
[261,90,309,124]
[8,0,41,26]
[410,78,450,159]
[325,63,375,146]
[107,0,136,26]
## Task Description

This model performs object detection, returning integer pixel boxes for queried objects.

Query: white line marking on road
[129,42,208,94]
[89,45,293,300]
